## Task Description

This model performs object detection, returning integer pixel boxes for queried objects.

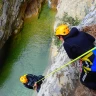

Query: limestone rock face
[38,46,80,96]
[75,83,96,96]
[56,0,96,20]
[54,0,96,30]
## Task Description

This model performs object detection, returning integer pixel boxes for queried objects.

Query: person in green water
[20,74,44,92]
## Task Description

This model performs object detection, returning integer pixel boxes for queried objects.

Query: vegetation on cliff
[0,0,2,16]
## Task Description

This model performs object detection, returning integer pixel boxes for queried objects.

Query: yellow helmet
[55,24,70,36]
[20,74,28,83]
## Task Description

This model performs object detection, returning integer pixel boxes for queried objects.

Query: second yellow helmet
[55,24,70,36]
[20,75,28,83]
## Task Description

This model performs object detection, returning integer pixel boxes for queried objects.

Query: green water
[0,4,56,96]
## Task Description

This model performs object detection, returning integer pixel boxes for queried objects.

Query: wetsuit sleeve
[24,74,38,89]
[64,42,80,59]
[84,32,95,43]
[37,75,44,85]
[37,75,44,92]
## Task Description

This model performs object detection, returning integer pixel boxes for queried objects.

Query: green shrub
[62,12,80,26]
[54,35,62,48]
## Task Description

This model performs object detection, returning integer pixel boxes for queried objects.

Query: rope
[36,47,96,84]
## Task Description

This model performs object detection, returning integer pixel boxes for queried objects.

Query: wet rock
[50,0,58,10]
[0,30,4,39]
[81,24,96,38]
[75,83,96,96]
[25,0,45,18]
[25,0,39,18]
[0,0,27,49]
[0,0,46,49]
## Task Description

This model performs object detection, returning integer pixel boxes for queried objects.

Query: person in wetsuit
[20,74,44,92]
[55,24,96,90]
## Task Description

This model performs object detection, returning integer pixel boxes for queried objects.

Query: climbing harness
[81,49,96,73]
[36,47,96,84]
[82,52,93,65]
[81,52,93,73]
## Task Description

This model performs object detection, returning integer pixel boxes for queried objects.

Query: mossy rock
[0,0,3,16]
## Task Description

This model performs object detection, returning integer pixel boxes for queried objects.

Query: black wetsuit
[63,27,96,90]
[24,74,44,92]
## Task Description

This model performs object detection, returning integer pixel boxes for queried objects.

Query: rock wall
[25,0,45,18]
[0,0,26,49]
[54,0,96,30]
[0,0,57,49]
[57,0,96,19]
[50,0,58,10]
[0,0,46,49]
[38,46,80,96]
[38,0,96,96]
